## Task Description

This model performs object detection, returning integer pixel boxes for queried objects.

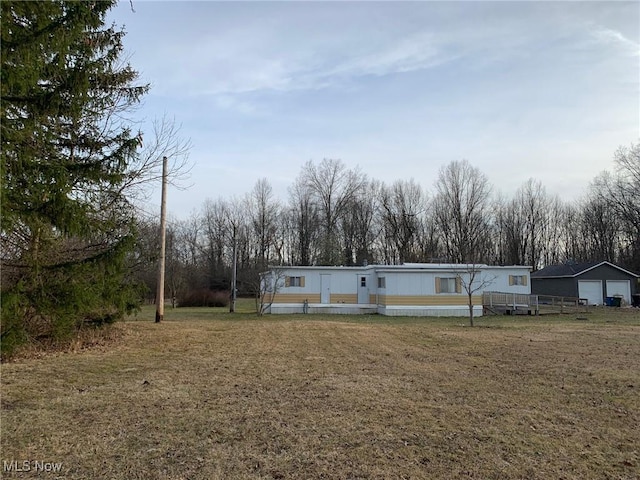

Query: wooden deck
[482,292,589,316]
[483,291,539,315]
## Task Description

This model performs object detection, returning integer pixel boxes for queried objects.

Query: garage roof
[531,261,639,279]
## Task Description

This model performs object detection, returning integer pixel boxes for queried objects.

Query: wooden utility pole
[155,156,168,323]
[230,231,237,313]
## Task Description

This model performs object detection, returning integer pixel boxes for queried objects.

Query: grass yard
[1,307,639,479]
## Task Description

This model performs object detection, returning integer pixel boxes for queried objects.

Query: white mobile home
[261,264,531,317]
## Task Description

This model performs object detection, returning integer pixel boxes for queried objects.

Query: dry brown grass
[2,307,639,479]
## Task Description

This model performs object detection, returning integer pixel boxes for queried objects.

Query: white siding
[485,267,531,294]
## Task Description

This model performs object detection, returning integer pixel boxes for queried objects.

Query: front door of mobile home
[357,275,370,304]
[320,274,331,304]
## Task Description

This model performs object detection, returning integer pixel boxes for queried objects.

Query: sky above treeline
[107,1,640,218]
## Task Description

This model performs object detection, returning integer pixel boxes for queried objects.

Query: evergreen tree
[1,0,149,356]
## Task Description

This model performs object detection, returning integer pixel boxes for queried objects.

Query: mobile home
[261,263,531,317]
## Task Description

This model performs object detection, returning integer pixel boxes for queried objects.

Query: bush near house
[177,289,230,308]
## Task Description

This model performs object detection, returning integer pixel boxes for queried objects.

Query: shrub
[178,290,230,308]
[0,260,141,360]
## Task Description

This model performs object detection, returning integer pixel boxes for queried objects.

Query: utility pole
[155,156,168,323]
[230,229,237,313]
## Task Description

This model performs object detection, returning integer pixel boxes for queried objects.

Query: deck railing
[483,291,538,310]
[482,291,588,315]
[536,294,588,313]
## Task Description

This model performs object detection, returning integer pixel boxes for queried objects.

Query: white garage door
[606,280,631,304]
[578,280,603,305]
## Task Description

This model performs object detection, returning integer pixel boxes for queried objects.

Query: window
[378,277,386,289]
[285,276,305,287]
[509,275,527,286]
[436,277,461,294]
[360,276,367,287]
[440,277,456,293]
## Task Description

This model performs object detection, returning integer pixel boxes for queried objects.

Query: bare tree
[595,143,640,270]
[245,178,280,270]
[123,115,193,202]
[165,222,183,308]
[580,188,620,262]
[299,159,367,265]
[416,204,444,262]
[493,179,551,268]
[225,197,248,312]
[517,179,550,270]
[434,160,492,263]
[179,211,206,290]
[339,179,380,265]
[275,208,294,265]
[127,218,160,303]
[539,196,569,267]
[454,264,496,327]
[493,193,523,265]
[255,269,287,316]
[352,179,381,265]
[380,179,428,264]
[201,198,230,290]
[288,177,321,266]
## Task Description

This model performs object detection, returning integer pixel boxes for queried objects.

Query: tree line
[131,146,640,304]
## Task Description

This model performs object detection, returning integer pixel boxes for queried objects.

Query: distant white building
[261,263,531,317]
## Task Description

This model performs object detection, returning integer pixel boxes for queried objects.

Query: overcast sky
[107,1,640,218]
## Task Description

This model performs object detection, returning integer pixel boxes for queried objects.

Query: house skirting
[267,303,481,317]
[268,303,377,315]
[377,305,483,317]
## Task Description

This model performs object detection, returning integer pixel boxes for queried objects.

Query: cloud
[185,31,455,98]
[316,32,458,82]
[592,27,640,56]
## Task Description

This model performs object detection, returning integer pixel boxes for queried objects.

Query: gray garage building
[531,261,639,306]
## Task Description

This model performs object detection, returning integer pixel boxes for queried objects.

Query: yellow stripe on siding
[331,294,357,304]
[272,294,321,304]
[379,295,482,306]
[275,293,482,307]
